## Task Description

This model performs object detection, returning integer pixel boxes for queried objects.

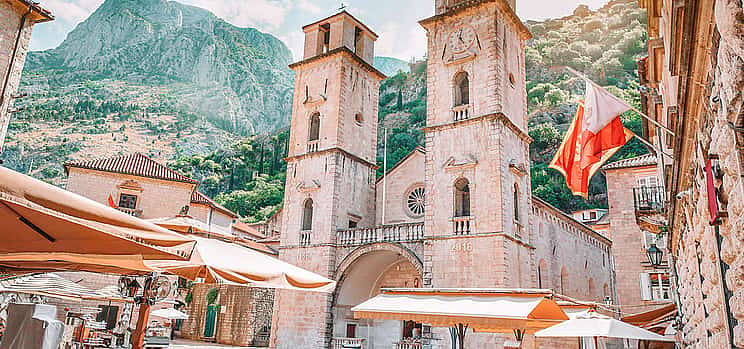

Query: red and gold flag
[549,80,633,197]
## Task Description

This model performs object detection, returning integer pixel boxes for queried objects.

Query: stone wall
[604,165,674,315]
[0,0,36,153]
[65,167,195,219]
[180,284,274,347]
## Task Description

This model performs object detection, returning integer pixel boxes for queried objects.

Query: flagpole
[561,66,675,136]
[627,129,673,159]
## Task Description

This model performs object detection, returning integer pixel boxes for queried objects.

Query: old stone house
[603,154,674,319]
[269,2,616,348]
[0,0,53,153]
[635,0,744,347]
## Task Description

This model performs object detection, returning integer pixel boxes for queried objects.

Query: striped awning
[0,273,127,302]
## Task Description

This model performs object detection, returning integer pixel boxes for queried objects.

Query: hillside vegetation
[3,0,650,220]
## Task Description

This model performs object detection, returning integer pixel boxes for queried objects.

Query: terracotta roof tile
[64,153,198,184]
[190,191,238,218]
[602,153,657,170]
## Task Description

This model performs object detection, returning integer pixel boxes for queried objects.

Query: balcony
[395,340,423,349]
[337,222,424,246]
[633,186,666,213]
[331,337,365,349]
[299,231,311,246]
[307,140,319,153]
[116,207,142,217]
[452,104,471,121]
[452,216,474,235]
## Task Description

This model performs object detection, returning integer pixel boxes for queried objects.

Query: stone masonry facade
[0,0,51,153]
[272,2,614,349]
[637,0,744,347]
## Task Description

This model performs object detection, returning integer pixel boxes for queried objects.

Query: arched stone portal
[333,243,423,349]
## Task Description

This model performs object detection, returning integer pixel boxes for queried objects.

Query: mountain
[374,57,410,76]
[2,0,294,183]
[25,0,294,135]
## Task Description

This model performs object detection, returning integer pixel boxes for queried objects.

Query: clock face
[448,25,477,54]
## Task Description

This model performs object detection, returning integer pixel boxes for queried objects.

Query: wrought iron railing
[337,222,424,246]
[331,337,365,349]
[452,216,474,235]
[116,207,142,217]
[633,186,666,213]
[395,340,423,349]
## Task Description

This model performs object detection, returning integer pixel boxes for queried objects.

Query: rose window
[406,186,425,217]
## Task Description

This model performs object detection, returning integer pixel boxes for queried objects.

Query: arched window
[513,183,520,222]
[603,284,610,299]
[454,72,469,106]
[560,267,568,295]
[454,178,470,217]
[302,199,314,231]
[538,259,548,289]
[308,113,320,141]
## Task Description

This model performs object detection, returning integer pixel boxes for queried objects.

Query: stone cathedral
[270,1,614,348]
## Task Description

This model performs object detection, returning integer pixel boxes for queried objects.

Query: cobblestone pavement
[170,339,257,348]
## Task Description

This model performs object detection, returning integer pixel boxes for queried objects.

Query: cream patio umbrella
[534,309,675,347]
[351,288,569,349]
[146,236,335,292]
[147,215,234,241]
[0,166,196,272]
[150,308,189,320]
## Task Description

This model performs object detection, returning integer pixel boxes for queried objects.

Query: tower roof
[419,0,532,40]
[302,10,378,39]
[64,153,198,184]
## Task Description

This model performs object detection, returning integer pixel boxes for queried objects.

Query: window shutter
[640,273,652,300]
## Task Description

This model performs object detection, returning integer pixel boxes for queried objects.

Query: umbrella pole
[594,336,598,349]
[130,302,151,349]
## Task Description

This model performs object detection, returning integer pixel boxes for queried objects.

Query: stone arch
[335,242,423,282]
[588,278,596,299]
[537,259,548,289]
[560,266,569,295]
[453,71,470,106]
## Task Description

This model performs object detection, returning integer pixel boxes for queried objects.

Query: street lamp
[126,279,142,298]
[603,296,612,306]
[646,243,664,267]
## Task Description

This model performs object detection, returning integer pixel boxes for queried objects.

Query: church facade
[270,1,614,348]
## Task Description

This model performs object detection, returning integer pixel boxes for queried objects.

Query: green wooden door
[204,305,217,338]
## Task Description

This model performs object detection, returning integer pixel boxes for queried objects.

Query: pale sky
[29,0,611,61]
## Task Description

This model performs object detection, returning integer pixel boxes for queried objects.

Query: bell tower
[273,11,385,349]
[419,0,533,288]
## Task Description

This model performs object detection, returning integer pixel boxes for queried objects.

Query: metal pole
[561,66,675,136]
[381,127,388,225]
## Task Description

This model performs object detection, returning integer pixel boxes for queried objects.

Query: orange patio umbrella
[0,166,195,273]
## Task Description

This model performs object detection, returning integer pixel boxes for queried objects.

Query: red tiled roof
[190,191,238,218]
[232,221,267,240]
[602,153,657,170]
[64,153,198,184]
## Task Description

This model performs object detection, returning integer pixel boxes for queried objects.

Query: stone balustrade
[299,231,312,246]
[452,216,474,235]
[452,104,471,121]
[307,140,319,153]
[331,337,365,349]
[337,222,424,246]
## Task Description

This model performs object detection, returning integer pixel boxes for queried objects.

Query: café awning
[147,215,234,241]
[351,288,568,333]
[0,166,195,271]
[0,273,128,302]
[147,236,336,292]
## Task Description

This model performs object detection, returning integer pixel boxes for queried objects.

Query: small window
[118,194,137,209]
[454,178,470,217]
[308,113,320,141]
[508,73,515,87]
[348,220,358,229]
[302,199,314,231]
[640,272,671,301]
[354,113,364,126]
